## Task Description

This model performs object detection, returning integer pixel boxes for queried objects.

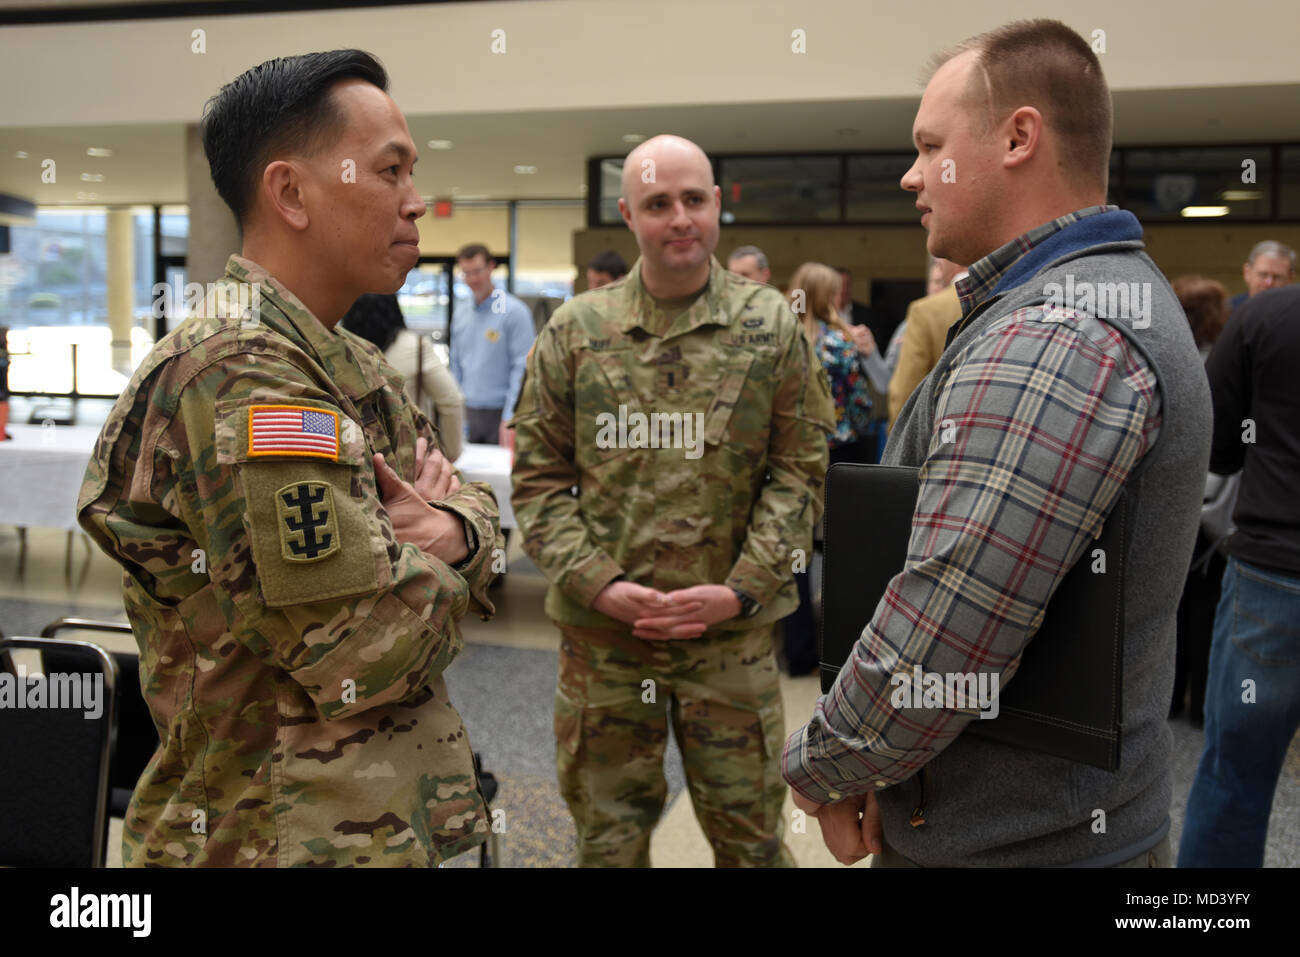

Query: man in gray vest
[782,18,1211,867]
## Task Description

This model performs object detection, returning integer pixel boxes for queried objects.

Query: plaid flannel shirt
[782,207,1162,804]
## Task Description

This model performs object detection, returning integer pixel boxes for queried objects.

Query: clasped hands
[792,787,884,866]
[373,435,468,565]
[592,580,742,639]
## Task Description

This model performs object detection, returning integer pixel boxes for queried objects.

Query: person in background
[887,256,966,429]
[449,242,535,446]
[1227,240,1295,311]
[586,249,628,290]
[790,262,874,466]
[1181,283,1300,867]
[779,261,875,675]
[1167,276,1229,729]
[834,266,872,327]
[727,245,772,284]
[342,292,465,461]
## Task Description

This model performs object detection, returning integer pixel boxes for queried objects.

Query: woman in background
[1169,275,1231,727]
[788,262,874,465]
[778,262,875,675]
[340,293,465,461]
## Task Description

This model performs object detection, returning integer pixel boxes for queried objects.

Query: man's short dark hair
[200,49,388,228]
[457,244,493,264]
[587,250,628,278]
[926,19,1112,194]
[340,293,406,352]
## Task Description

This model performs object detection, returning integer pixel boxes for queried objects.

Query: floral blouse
[814,320,873,448]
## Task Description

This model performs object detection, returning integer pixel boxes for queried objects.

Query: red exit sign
[434,199,454,218]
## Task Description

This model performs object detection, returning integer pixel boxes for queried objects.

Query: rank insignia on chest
[485,328,501,343]
[248,405,340,460]
[276,481,340,562]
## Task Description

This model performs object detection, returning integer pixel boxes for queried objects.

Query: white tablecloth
[0,425,515,532]
[0,423,101,531]
[454,443,516,530]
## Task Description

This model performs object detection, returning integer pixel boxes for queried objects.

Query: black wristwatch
[731,588,761,618]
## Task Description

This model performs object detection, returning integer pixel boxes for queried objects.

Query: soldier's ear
[260,159,310,232]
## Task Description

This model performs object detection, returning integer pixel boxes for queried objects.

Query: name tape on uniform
[248,405,340,460]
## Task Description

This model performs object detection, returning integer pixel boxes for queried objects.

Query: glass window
[1122,147,1272,220]
[1278,146,1300,220]
[598,159,623,225]
[0,207,160,399]
[159,205,188,257]
[396,263,451,335]
[845,154,917,221]
[720,156,841,223]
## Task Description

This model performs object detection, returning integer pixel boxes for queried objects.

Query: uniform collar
[224,254,388,400]
[617,255,733,336]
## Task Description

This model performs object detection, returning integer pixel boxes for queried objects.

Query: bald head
[616,134,722,298]
[621,134,715,202]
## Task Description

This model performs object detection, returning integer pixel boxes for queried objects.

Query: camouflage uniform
[511,255,834,866]
[77,255,503,867]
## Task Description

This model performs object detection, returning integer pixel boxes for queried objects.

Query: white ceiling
[2,83,1297,208]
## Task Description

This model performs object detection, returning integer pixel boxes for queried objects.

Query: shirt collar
[223,254,388,400]
[954,205,1117,318]
[617,255,733,336]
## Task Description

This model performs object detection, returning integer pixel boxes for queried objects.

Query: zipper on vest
[910,767,928,827]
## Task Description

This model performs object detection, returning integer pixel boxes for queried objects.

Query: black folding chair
[0,636,117,867]
[40,618,157,819]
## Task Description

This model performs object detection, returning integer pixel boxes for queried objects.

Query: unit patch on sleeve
[276,481,340,563]
[248,405,340,459]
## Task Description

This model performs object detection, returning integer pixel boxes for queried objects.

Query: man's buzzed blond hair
[926,19,1113,194]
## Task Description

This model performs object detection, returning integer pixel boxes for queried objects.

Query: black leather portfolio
[819,463,1127,771]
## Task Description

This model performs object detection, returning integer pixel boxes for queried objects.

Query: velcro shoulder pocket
[214,398,390,608]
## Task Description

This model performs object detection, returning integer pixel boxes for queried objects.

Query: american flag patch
[248,405,340,459]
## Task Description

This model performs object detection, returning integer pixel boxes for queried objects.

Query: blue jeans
[1178,557,1300,867]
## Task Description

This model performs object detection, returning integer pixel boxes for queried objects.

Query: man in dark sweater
[783,19,1212,866]
[1180,284,1300,867]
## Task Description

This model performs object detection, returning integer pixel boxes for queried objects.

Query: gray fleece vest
[880,239,1212,866]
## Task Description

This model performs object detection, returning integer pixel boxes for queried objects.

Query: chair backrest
[39,619,158,799]
[0,637,117,867]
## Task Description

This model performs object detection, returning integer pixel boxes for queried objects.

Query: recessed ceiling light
[14,150,28,159]
[621,134,645,144]
[1220,189,1261,202]
[86,147,113,158]
[514,165,537,174]
[1181,205,1229,218]
[79,172,105,182]
[427,139,453,150]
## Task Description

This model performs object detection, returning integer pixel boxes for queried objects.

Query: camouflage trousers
[553,622,795,868]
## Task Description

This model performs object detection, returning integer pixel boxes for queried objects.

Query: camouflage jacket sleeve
[157,353,476,720]
[724,323,835,608]
[510,320,625,608]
